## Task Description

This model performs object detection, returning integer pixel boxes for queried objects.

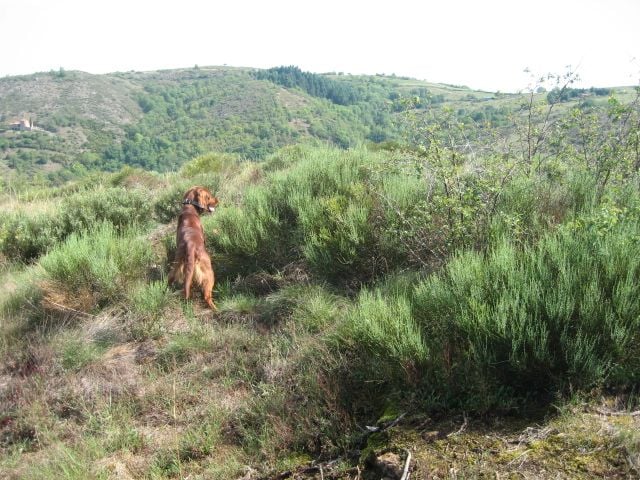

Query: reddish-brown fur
[168,186,219,309]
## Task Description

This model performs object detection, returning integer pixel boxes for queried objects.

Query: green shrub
[109,166,162,189]
[298,192,376,280]
[414,212,640,398]
[208,146,397,281]
[0,211,60,261]
[331,287,433,415]
[328,206,640,414]
[179,152,238,177]
[288,285,344,334]
[340,290,428,370]
[39,222,154,310]
[58,187,151,236]
[208,188,287,272]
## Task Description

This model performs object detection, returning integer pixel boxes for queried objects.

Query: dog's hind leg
[200,257,216,310]
[183,253,196,300]
[168,264,177,287]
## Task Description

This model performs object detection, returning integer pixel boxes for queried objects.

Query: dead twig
[41,299,97,318]
[447,412,468,437]
[364,412,407,433]
[594,408,640,417]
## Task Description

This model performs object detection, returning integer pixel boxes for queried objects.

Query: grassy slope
[2,143,640,478]
[1,67,639,478]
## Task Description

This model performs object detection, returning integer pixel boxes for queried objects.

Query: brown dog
[168,186,219,309]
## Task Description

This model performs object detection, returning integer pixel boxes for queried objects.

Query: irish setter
[168,186,219,309]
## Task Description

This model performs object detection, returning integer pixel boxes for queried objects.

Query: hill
[0,67,632,188]
[3,65,636,188]
[1,65,518,184]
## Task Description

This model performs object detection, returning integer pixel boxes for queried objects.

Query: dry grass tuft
[39,279,98,316]
[76,343,144,399]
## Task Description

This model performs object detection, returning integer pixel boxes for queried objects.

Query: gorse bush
[58,186,151,235]
[207,143,591,285]
[205,187,285,271]
[339,290,428,377]
[179,152,238,177]
[416,214,640,392]
[209,146,429,282]
[0,211,60,261]
[0,184,157,262]
[39,222,154,310]
[330,214,640,414]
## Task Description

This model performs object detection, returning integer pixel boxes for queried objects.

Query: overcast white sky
[1,0,638,92]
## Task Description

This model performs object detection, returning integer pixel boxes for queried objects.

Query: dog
[168,186,219,309]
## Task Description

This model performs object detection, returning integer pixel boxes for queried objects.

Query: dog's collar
[182,199,206,211]
[182,199,216,213]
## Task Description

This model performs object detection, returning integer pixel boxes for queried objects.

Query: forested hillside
[3,65,633,189]
[0,66,401,183]
[0,65,563,185]
[2,65,632,190]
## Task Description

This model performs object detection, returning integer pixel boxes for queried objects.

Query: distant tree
[254,66,362,105]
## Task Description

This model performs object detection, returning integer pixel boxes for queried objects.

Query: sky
[1,0,638,92]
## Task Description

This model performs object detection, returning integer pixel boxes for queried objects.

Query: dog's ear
[183,187,199,202]
[185,187,218,212]
[194,187,209,206]
[197,188,218,212]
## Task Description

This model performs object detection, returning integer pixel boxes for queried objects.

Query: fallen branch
[400,449,412,480]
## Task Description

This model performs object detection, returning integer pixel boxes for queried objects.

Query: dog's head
[183,186,219,213]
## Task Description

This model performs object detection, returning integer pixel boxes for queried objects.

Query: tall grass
[128,280,172,339]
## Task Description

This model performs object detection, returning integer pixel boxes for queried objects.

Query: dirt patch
[289,118,310,134]
[77,343,144,399]
[276,88,309,110]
